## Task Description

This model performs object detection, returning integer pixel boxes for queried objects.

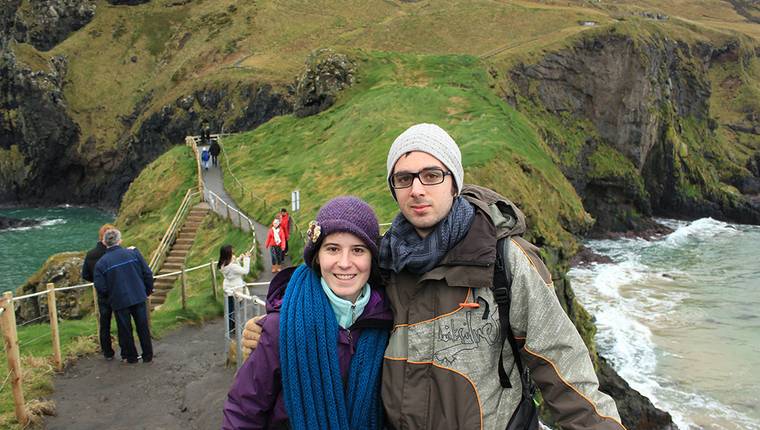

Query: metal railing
[226,284,268,369]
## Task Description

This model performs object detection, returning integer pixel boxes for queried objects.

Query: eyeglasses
[390,168,451,189]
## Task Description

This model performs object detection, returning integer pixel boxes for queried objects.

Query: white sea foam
[662,217,740,247]
[570,217,760,429]
[39,218,66,227]
[0,217,67,233]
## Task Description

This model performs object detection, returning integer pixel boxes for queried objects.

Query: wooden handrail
[148,187,200,272]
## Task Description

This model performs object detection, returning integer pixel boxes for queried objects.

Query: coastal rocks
[0,215,39,230]
[13,252,92,325]
[597,356,677,430]
[13,0,97,51]
[294,48,356,117]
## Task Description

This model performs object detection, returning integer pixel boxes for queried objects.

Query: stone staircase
[150,203,210,310]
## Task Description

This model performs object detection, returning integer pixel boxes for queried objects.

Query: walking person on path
[243,123,624,429]
[94,228,154,364]
[218,245,251,336]
[201,147,211,171]
[265,217,286,273]
[209,139,221,167]
[223,196,392,430]
[279,208,290,256]
[81,223,117,360]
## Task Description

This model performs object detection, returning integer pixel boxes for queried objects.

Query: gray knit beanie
[303,196,380,267]
[386,123,463,199]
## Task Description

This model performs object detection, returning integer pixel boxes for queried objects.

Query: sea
[0,206,114,294]
[569,218,760,430]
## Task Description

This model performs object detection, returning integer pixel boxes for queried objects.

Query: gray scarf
[379,196,475,275]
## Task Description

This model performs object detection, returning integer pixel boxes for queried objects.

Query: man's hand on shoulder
[242,315,264,354]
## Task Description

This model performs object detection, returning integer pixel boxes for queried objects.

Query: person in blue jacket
[94,228,154,364]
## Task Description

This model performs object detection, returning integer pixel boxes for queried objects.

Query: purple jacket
[222,266,392,430]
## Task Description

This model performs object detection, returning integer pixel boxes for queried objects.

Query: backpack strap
[493,237,529,394]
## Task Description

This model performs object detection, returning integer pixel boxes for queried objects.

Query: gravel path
[45,319,233,430]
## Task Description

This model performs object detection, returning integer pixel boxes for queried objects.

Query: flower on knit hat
[306,220,321,243]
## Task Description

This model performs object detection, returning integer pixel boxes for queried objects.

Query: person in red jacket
[265,217,287,272]
[279,208,290,256]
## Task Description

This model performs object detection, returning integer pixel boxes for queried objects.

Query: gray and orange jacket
[381,184,625,430]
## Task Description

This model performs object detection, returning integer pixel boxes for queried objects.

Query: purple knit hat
[303,196,380,267]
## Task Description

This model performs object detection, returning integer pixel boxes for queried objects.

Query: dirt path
[44,318,232,430]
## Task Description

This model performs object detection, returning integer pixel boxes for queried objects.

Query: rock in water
[0,215,39,230]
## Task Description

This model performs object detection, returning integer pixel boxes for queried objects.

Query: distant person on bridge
[222,196,391,430]
[265,217,286,273]
[93,228,154,364]
[218,245,251,336]
[201,147,211,171]
[209,138,221,167]
[81,223,117,361]
[279,208,290,256]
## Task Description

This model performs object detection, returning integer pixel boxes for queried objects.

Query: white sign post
[291,190,300,212]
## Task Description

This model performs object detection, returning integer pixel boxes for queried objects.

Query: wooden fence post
[93,286,101,344]
[46,284,62,371]
[1,291,29,425]
[210,261,218,300]
[181,268,187,310]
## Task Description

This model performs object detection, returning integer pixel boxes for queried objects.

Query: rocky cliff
[506,28,760,235]
[12,0,96,51]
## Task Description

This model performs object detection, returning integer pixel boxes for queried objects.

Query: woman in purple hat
[222,196,392,430]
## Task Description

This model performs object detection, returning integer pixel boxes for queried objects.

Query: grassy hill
[38,0,759,146]
[219,51,590,263]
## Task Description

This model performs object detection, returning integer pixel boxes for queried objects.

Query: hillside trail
[44,148,287,429]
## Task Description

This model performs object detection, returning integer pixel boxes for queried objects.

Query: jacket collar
[413,183,528,289]
[417,209,497,290]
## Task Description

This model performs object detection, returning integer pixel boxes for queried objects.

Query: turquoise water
[0,207,114,294]
[570,218,760,430]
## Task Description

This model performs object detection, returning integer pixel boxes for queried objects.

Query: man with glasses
[242,123,624,429]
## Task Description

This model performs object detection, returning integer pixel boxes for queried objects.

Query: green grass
[115,145,198,258]
[219,51,588,259]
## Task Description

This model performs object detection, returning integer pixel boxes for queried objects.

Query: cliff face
[0,46,81,204]
[508,30,760,234]
[12,0,96,51]
[76,81,292,207]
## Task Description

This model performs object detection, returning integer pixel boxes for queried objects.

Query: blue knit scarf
[379,196,475,274]
[280,264,389,430]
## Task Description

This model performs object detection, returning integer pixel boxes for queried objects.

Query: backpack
[493,237,540,430]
